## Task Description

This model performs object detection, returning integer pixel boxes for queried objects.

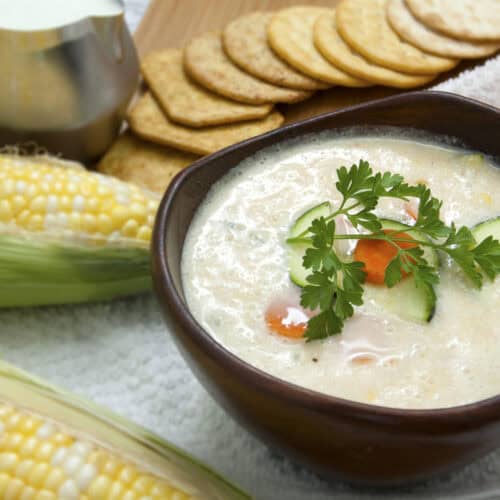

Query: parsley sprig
[286,160,500,341]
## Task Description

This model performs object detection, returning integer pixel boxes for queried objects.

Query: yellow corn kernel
[28,463,50,488]
[111,205,129,226]
[19,437,39,457]
[96,214,113,235]
[80,181,95,197]
[67,182,78,195]
[50,432,73,447]
[121,219,139,238]
[129,202,148,222]
[133,474,155,493]
[121,492,138,500]
[34,442,55,462]
[81,213,97,233]
[102,457,121,478]
[19,485,37,500]
[5,477,24,499]
[59,195,72,211]
[87,474,112,497]
[20,417,41,435]
[0,453,19,472]
[5,432,24,451]
[0,472,8,496]
[0,199,12,221]
[11,195,26,214]
[17,209,30,225]
[58,479,80,498]
[107,481,124,499]
[0,178,15,196]
[29,196,46,213]
[87,198,100,213]
[69,212,82,231]
[15,459,36,479]
[118,465,137,485]
[43,467,65,490]
[6,412,23,430]
[27,214,44,230]
[35,492,56,500]
[137,226,152,241]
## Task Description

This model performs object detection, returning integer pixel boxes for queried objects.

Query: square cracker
[127,92,284,156]
[97,132,198,194]
[142,49,273,128]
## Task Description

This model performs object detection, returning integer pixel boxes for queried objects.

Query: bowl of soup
[152,91,500,485]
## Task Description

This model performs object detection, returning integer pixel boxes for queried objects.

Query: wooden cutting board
[134,0,482,124]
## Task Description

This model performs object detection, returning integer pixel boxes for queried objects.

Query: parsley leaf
[473,236,500,281]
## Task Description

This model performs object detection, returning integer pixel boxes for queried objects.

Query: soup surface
[182,132,500,409]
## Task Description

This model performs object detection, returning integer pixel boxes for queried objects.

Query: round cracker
[406,0,500,42]
[336,0,458,75]
[183,32,312,105]
[127,93,284,156]
[223,11,327,91]
[267,6,370,87]
[141,49,273,128]
[314,11,436,88]
[388,0,500,59]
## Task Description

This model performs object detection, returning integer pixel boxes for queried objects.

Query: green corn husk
[0,360,250,500]
[0,233,152,308]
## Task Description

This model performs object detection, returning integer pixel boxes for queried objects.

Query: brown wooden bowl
[152,91,500,486]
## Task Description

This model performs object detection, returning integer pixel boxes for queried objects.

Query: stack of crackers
[98,0,500,194]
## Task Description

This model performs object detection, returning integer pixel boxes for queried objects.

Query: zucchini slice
[287,202,331,287]
[472,216,500,241]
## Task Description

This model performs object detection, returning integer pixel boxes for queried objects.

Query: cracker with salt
[97,132,198,194]
[337,0,458,75]
[267,6,370,87]
[406,0,500,42]
[184,32,311,105]
[127,93,284,156]
[223,11,327,91]
[142,49,273,128]
[314,11,436,88]
[388,0,499,59]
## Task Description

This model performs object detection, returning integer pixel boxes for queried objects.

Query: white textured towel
[3,2,500,499]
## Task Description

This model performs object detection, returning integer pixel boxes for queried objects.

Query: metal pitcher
[0,0,139,163]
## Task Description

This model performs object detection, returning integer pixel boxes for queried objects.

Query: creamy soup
[182,132,500,409]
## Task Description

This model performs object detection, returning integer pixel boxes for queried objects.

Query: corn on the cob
[0,361,249,500]
[0,154,160,308]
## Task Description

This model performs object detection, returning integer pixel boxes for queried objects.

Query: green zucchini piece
[363,219,438,323]
[287,202,331,287]
[0,361,250,500]
[471,216,500,241]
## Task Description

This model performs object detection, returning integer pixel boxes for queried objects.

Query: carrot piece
[265,302,310,339]
[354,229,417,285]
